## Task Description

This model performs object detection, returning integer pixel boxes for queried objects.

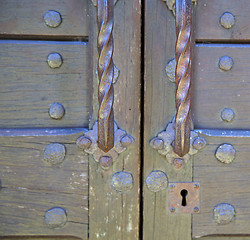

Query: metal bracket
[76,121,134,170]
[168,182,200,214]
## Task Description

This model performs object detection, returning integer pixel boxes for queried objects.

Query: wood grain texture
[193,132,250,237]
[0,129,88,239]
[88,0,141,238]
[0,41,89,128]
[144,0,192,239]
[0,0,88,38]
[193,44,250,129]
[196,0,250,41]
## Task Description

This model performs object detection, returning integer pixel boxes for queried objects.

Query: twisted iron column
[97,0,115,152]
[174,0,192,157]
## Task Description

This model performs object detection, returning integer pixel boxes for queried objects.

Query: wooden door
[144,0,250,239]
[0,0,141,239]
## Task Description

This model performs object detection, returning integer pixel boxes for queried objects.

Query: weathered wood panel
[0,0,88,38]
[0,129,88,239]
[193,44,250,129]
[144,0,192,239]
[193,130,250,237]
[196,0,250,41]
[0,41,89,128]
[88,0,141,238]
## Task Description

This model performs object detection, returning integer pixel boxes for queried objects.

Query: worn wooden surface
[144,0,192,239]
[193,131,250,237]
[0,41,89,128]
[88,0,141,238]
[193,44,250,129]
[0,129,88,239]
[0,0,88,39]
[196,0,250,41]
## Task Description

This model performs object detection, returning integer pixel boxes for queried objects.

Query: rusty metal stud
[44,10,62,28]
[170,184,175,189]
[99,156,113,169]
[111,171,133,193]
[219,56,233,71]
[193,207,200,213]
[192,136,207,150]
[49,102,65,120]
[194,183,200,189]
[214,203,235,224]
[173,158,184,170]
[47,53,63,69]
[166,58,176,83]
[221,108,235,122]
[145,170,168,192]
[76,136,92,150]
[149,137,164,150]
[120,134,134,148]
[220,12,235,29]
[215,144,236,164]
[44,207,67,228]
[43,143,66,165]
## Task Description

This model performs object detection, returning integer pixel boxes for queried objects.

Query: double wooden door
[0,0,250,239]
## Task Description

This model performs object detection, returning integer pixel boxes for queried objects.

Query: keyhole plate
[168,182,200,214]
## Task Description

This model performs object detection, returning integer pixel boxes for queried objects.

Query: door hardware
[168,182,200,214]
[76,0,134,169]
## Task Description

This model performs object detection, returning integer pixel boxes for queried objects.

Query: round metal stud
[220,12,235,29]
[44,207,67,228]
[111,171,133,193]
[120,134,134,148]
[43,143,66,165]
[194,207,200,213]
[170,206,176,213]
[49,102,65,120]
[173,158,184,170]
[145,170,168,192]
[166,58,176,83]
[44,10,62,28]
[192,136,207,150]
[214,203,235,224]
[99,156,113,169]
[215,144,236,164]
[221,108,235,122]
[47,53,63,69]
[76,136,92,150]
[149,137,164,150]
[219,56,234,71]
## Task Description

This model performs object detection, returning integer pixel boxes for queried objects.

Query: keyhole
[180,189,188,206]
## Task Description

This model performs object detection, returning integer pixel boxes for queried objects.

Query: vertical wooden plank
[88,0,141,238]
[143,0,192,239]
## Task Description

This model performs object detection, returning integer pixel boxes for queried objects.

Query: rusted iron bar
[174,0,192,157]
[97,0,115,152]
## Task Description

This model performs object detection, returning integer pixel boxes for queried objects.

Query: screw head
[145,170,168,192]
[44,10,62,28]
[111,171,133,193]
[214,203,235,224]
[215,144,236,164]
[192,136,207,150]
[166,58,176,83]
[47,53,63,69]
[173,158,184,170]
[170,206,176,213]
[150,137,164,150]
[44,207,67,228]
[170,184,175,190]
[49,102,65,120]
[76,136,92,150]
[221,108,235,122]
[99,156,113,169]
[120,134,134,147]
[43,143,66,165]
[194,183,200,189]
[220,12,235,29]
[194,207,200,213]
[219,56,234,71]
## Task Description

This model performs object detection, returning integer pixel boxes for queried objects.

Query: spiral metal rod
[174,0,192,157]
[97,0,114,152]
